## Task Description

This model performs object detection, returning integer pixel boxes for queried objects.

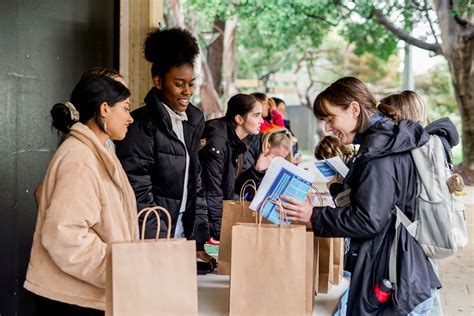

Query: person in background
[251,92,284,133]
[281,77,440,315]
[199,94,264,245]
[115,27,215,274]
[24,74,135,315]
[272,97,301,164]
[234,127,293,200]
[314,135,354,163]
[380,90,460,316]
[380,90,429,126]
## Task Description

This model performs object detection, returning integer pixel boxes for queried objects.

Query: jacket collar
[69,123,123,189]
[144,87,196,131]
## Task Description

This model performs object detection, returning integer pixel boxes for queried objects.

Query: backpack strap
[389,206,417,284]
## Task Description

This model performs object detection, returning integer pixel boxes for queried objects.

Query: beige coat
[24,123,137,310]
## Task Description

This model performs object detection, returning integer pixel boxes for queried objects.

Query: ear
[350,101,361,118]
[153,76,162,89]
[99,102,110,118]
[234,114,244,126]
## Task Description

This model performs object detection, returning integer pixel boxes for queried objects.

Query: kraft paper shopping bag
[106,207,198,316]
[229,197,311,315]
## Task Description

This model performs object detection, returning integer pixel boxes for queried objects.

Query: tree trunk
[208,20,225,95]
[433,0,474,170]
[199,57,223,119]
[223,16,239,100]
[168,0,184,27]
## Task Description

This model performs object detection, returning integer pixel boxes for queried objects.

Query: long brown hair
[313,77,401,134]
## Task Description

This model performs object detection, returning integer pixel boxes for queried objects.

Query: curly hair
[144,27,199,78]
[314,135,354,162]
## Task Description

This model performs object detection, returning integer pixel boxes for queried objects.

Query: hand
[279,195,314,223]
[292,153,302,165]
[255,149,274,172]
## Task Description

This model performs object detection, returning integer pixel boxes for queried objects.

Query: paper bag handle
[136,206,172,241]
[239,179,257,204]
[310,184,324,206]
[257,195,287,227]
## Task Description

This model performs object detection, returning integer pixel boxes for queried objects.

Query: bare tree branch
[372,8,443,54]
[422,0,441,45]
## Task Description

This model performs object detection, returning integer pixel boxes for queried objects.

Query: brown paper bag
[106,207,198,316]
[313,237,320,295]
[218,180,259,275]
[229,198,311,315]
[305,232,315,315]
[316,237,334,294]
[218,200,256,275]
[331,238,344,285]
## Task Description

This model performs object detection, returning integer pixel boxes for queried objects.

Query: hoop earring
[104,116,107,133]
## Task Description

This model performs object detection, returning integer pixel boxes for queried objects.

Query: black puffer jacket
[116,87,208,248]
[199,118,248,240]
[311,118,441,315]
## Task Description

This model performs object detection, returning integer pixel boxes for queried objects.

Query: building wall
[0,1,116,314]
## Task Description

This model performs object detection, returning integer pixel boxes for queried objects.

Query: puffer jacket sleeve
[192,117,210,249]
[41,162,106,288]
[311,157,397,239]
[200,142,226,240]
[116,118,156,211]
[193,159,210,249]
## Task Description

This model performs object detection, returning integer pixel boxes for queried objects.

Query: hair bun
[51,103,75,134]
[144,27,199,66]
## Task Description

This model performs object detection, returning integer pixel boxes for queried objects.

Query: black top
[116,87,208,248]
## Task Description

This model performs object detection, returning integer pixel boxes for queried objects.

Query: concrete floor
[438,186,474,315]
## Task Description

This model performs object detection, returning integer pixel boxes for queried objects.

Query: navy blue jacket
[311,118,442,315]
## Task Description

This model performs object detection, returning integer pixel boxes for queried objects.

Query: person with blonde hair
[380,90,460,316]
[380,90,429,126]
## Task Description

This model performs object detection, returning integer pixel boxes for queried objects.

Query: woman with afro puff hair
[116,27,215,273]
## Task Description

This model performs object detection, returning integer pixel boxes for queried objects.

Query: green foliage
[185,0,339,79]
[415,62,458,120]
[343,18,399,60]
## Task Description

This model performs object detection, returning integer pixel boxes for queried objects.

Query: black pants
[34,294,104,316]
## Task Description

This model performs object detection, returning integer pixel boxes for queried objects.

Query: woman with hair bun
[24,74,135,314]
[199,93,264,243]
[115,27,216,273]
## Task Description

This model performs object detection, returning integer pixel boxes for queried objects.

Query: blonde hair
[314,135,353,163]
[379,90,429,127]
[261,127,292,161]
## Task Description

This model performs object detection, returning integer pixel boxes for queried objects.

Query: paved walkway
[439,186,474,315]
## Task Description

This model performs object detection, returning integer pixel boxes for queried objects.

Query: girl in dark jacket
[115,27,215,271]
[281,77,441,315]
[199,94,266,243]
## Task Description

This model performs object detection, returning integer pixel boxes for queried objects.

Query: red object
[374,283,392,303]
[205,237,220,246]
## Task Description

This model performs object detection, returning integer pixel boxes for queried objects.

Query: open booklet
[313,156,349,183]
[249,157,315,224]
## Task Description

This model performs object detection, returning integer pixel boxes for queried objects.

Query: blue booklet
[314,156,349,180]
[249,157,315,224]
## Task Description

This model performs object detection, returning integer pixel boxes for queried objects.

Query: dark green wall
[0,1,116,314]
